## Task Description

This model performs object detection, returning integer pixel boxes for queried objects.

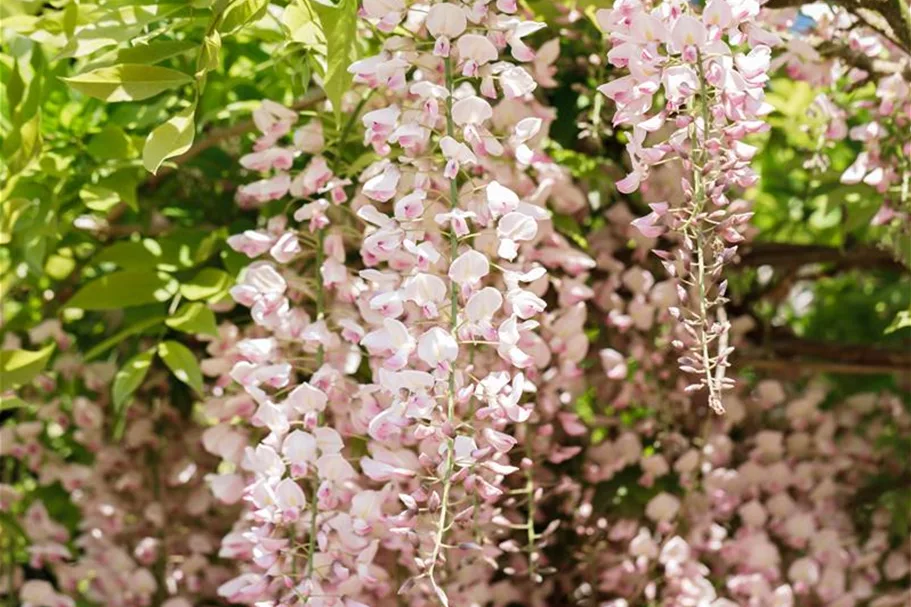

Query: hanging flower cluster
[211,99,389,606]
[349,1,561,602]
[597,0,779,413]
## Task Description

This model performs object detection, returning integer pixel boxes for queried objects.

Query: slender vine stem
[426,54,460,604]
[305,91,367,578]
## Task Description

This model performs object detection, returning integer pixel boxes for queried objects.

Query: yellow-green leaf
[283,0,326,51]
[111,347,156,438]
[112,348,155,408]
[66,270,178,310]
[118,40,198,65]
[80,185,121,212]
[311,0,357,121]
[196,31,222,75]
[143,102,196,174]
[0,198,32,245]
[62,64,193,102]
[158,340,203,394]
[218,0,270,35]
[180,267,232,301]
[166,302,218,336]
[0,344,56,391]
[86,126,136,161]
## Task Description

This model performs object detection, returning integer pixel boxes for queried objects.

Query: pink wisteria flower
[597,0,777,413]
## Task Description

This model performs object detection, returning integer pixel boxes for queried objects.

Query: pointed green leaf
[111,347,156,438]
[66,270,178,310]
[158,340,203,394]
[86,126,136,161]
[196,31,222,74]
[79,185,121,212]
[311,0,357,121]
[0,343,56,391]
[283,0,326,50]
[885,309,911,334]
[0,198,32,245]
[85,315,166,361]
[166,302,218,336]
[179,267,232,301]
[62,64,192,102]
[143,102,196,174]
[118,40,199,65]
[218,0,270,34]
[112,348,155,408]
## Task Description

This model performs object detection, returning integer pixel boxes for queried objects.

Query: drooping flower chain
[216,102,380,605]
[352,1,551,602]
[597,0,778,413]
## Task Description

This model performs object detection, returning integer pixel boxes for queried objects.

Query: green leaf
[111,347,156,438]
[885,309,911,335]
[86,126,136,161]
[0,512,28,542]
[0,344,56,391]
[143,102,196,174]
[93,232,216,271]
[218,0,270,35]
[4,111,42,177]
[6,60,24,113]
[98,168,141,211]
[79,184,121,212]
[196,31,222,74]
[85,315,166,361]
[166,302,218,336]
[180,267,232,301]
[55,25,145,60]
[0,198,32,245]
[62,64,193,102]
[311,0,357,122]
[158,340,203,394]
[4,54,44,177]
[284,0,326,51]
[0,396,31,413]
[66,270,178,310]
[118,39,199,65]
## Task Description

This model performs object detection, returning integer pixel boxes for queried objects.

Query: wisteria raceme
[597,0,778,413]
[213,99,387,606]
[350,1,558,603]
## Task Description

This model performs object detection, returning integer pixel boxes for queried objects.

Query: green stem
[427,54,460,602]
[304,86,370,578]
[525,443,537,582]
[305,228,326,579]
[692,50,722,412]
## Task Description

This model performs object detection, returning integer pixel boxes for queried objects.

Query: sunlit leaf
[66,270,178,310]
[310,0,357,122]
[143,101,196,174]
[0,343,56,391]
[158,340,204,394]
[166,302,218,336]
[180,267,232,301]
[62,64,193,102]
[111,347,156,438]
